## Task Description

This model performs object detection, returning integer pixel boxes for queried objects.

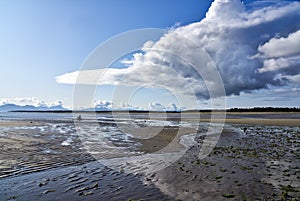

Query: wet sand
[0,121,94,179]
[0,120,180,200]
[0,113,299,200]
[0,121,41,127]
[201,118,300,127]
[182,111,300,127]
[146,126,300,200]
[0,161,174,201]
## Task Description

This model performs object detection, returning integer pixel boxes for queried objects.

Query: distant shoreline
[1,111,299,127]
[7,106,300,113]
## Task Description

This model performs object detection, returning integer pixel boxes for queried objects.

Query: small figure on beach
[77,115,82,121]
[243,127,247,133]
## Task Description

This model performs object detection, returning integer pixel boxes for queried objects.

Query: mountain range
[0,104,68,112]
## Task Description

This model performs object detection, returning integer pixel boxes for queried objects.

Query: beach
[0,112,299,200]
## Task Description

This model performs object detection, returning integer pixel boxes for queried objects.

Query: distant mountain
[0,103,69,112]
[0,104,35,112]
[48,104,67,111]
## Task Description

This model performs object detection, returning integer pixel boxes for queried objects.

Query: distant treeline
[227,107,300,112]
[180,107,300,113]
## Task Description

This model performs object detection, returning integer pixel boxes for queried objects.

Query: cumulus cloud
[281,74,300,84]
[119,102,143,111]
[0,97,64,108]
[93,100,176,111]
[94,100,113,111]
[167,103,179,111]
[258,30,300,59]
[57,0,300,100]
[257,30,300,75]
[147,102,180,111]
[93,100,144,111]
[148,102,166,111]
[258,58,290,73]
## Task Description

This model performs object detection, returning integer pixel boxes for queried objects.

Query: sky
[1,0,299,110]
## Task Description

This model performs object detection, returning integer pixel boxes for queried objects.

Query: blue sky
[1,0,299,110]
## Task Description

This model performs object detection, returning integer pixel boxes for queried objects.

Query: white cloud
[258,30,300,59]
[0,97,64,108]
[56,0,300,100]
[167,103,179,111]
[256,29,300,83]
[92,100,178,111]
[93,100,146,111]
[119,102,142,111]
[147,102,180,111]
[0,96,183,111]
[205,0,244,23]
[281,74,300,84]
[258,58,290,73]
[94,100,113,110]
[148,102,166,111]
